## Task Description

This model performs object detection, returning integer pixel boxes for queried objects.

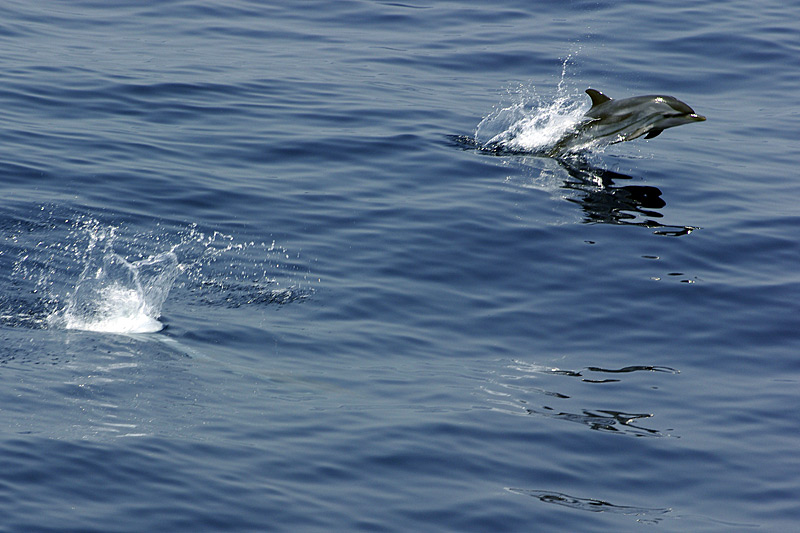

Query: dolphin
[548,88,706,156]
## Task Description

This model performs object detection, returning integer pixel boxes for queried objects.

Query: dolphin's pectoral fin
[645,129,663,139]
[586,89,612,108]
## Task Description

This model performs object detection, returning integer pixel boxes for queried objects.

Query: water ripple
[508,488,671,524]
[484,359,679,437]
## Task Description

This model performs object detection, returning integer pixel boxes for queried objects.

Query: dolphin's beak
[689,113,706,121]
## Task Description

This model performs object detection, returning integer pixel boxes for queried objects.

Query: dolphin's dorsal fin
[586,89,611,108]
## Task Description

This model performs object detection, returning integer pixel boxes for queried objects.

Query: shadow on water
[483,361,678,438]
[448,134,696,236]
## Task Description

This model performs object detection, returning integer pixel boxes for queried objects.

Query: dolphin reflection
[449,133,696,235]
[557,159,696,236]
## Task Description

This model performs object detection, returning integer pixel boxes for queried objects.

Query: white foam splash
[50,228,180,334]
[62,285,165,334]
[474,57,590,155]
[476,90,587,154]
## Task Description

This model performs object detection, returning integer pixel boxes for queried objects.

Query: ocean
[1,1,798,531]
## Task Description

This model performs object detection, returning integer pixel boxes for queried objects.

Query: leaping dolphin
[549,89,706,156]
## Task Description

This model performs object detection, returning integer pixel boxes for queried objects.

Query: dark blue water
[1,1,799,531]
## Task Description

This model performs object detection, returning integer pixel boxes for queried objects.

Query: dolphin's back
[584,89,699,119]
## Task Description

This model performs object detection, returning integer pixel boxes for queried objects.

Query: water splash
[49,227,179,334]
[2,206,312,334]
[474,58,590,156]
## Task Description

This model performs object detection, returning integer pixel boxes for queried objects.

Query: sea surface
[1,1,798,531]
